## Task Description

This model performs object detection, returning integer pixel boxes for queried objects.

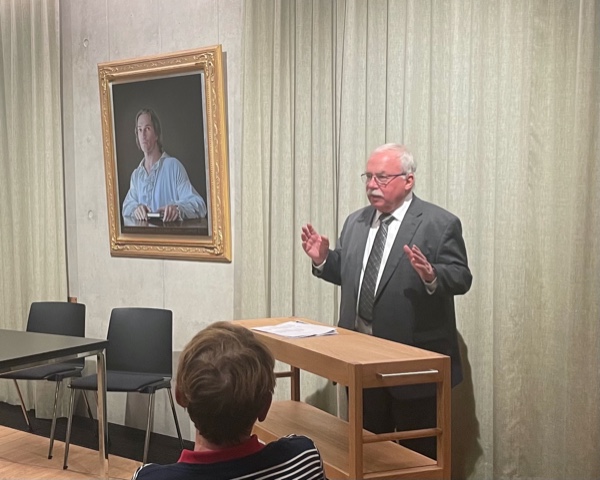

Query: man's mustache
[367,189,383,198]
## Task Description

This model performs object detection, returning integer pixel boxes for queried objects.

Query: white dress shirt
[357,194,413,299]
[313,192,436,320]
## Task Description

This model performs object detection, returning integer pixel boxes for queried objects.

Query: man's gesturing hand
[301,224,329,265]
[403,244,436,283]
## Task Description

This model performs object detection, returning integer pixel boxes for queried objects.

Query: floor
[0,425,140,479]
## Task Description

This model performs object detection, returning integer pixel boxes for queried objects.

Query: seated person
[132,321,326,480]
[122,108,207,222]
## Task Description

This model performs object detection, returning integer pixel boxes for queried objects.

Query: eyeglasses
[360,172,408,186]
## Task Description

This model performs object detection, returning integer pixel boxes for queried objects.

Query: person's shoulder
[130,462,183,480]
[264,434,319,451]
[131,463,160,479]
[346,205,374,223]
[272,435,325,479]
[412,196,461,223]
[131,159,145,173]
[262,435,323,475]
[160,153,182,166]
[281,434,319,448]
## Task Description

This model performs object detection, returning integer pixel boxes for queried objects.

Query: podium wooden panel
[235,317,451,480]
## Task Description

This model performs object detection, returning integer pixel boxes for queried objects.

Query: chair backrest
[106,307,173,377]
[26,301,86,367]
[27,302,86,337]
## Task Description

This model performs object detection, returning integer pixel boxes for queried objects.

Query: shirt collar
[138,151,168,171]
[375,192,413,225]
[177,435,264,465]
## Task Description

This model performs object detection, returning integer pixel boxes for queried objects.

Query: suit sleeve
[431,217,472,296]
[313,249,342,285]
[312,217,352,286]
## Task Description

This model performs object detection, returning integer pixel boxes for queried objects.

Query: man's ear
[405,173,415,191]
[257,393,273,422]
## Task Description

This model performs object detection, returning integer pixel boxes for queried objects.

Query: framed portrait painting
[98,45,231,261]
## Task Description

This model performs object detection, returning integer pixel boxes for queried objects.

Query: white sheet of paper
[251,321,337,338]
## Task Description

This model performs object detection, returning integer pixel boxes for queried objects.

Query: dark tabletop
[0,329,108,373]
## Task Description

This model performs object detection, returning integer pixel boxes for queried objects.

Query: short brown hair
[175,321,276,446]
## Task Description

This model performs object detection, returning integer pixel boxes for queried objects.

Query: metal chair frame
[0,301,86,459]
[62,307,184,468]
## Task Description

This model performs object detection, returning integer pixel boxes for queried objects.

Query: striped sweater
[131,434,326,480]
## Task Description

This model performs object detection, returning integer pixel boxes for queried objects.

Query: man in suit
[301,143,472,459]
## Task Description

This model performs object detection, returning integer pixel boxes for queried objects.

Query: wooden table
[236,317,451,480]
[0,329,109,479]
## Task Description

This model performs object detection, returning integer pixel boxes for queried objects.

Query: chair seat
[62,308,183,469]
[70,372,169,393]
[0,363,83,381]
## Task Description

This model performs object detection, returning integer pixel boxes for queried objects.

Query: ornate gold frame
[98,45,231,261]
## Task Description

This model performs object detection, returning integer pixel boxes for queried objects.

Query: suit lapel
[376,197,424,298]
[350,207,376,298]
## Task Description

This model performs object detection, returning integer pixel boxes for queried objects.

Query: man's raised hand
[301,224,329,265]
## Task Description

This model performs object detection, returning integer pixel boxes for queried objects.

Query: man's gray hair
[373,143,417,174]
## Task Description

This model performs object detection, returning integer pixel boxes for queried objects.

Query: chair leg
[84,391,94,419]
[143,393,156,465]
[167,388,184,451]
[62,388,76,470]
[12,380,33,432]
[92,391,111,447]
[47,380,63,459]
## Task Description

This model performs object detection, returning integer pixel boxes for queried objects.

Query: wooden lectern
[235,317,451,480]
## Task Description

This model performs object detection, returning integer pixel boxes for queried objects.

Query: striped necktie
[357,213,393,322]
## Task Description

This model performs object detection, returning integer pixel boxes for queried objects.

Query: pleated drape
[0,0,68,417]
[239,1,599,479]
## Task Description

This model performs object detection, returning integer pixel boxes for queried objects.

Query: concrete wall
[60,0,244,439]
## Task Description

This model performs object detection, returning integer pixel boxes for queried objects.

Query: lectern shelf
[234,317,451,480]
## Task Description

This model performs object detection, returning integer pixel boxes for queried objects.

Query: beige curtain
[0,0,68,416]
[239,1,600,479]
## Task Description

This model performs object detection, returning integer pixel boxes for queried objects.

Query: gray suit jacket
[315,195,472,398]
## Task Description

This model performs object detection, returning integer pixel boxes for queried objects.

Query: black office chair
[0,301,86,459]
[62,307,184,469]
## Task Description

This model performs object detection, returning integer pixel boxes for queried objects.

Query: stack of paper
[251,321,337,338]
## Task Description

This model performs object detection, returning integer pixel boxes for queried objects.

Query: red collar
[178,435,264,464]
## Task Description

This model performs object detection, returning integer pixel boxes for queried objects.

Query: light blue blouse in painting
[122,152,207,220]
